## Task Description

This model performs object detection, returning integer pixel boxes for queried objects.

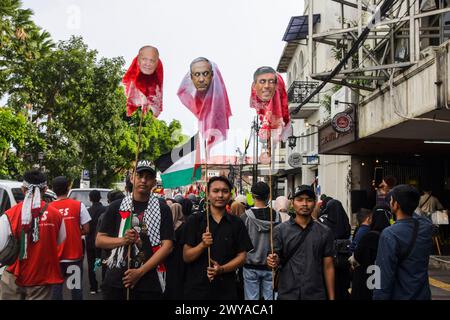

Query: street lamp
[287,129,319,150]
[288,134,300,150]
[37,152,44,169]
[334,100,357,109]
[93,163,97,188]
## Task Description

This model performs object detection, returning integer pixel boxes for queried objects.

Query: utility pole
[252,117,260,184]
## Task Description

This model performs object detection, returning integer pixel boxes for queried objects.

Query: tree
[0,107,45,178]
[0,0,53,98]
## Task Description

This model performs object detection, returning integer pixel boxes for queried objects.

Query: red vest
[6,201,64,286]
[50,199,83,261]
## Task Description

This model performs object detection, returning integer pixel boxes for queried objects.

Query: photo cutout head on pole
[123,45,164,117]
[177,57,232,155]
[250,66,291,143]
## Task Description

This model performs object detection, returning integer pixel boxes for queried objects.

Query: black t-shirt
[86,202,106,246]
[98,198,174,292]
[183,211,253,300]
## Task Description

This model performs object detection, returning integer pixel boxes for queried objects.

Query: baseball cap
[293,185,316,199]
[135,160,156,176]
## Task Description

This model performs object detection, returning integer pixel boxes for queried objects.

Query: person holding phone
[373,174,397,207]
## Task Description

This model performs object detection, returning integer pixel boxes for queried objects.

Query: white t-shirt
[0,214,11,252]
[80,203,92,225]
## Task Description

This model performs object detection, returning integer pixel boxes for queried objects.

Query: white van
[67,188,111,208]
[0,180,57,215]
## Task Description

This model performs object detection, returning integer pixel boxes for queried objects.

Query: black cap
[135,160,156,176]
[251,181,270,199]
[293,185,316,199]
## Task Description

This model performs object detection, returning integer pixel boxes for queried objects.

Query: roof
[282,14,321,42]
[0,180,22,187]
[277,14,321,73]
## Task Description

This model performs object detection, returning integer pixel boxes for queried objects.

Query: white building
[277,0,359,216]
[277,0,450,221]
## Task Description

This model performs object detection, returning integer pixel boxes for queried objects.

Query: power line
[290,0,399,115]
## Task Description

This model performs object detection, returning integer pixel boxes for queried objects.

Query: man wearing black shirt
[183,176,253,300]
[86,190,106,294]
[267,185,335,300]
[96,160,174,300]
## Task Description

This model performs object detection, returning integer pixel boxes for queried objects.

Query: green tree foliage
[2,2,185,185]
[0,107,44,178]
[0,0,53,98]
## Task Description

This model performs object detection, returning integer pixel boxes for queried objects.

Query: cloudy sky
[22,0,304,156]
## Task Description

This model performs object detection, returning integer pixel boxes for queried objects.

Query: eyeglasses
[191,71,211,78]
[257,79,277,85]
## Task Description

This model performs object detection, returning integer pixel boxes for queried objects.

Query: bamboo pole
[204,140,211,268]
[127,108,145,300]
[268,135,275,292]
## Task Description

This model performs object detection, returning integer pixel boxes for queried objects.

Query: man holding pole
[267,185,335,300]
[241,181,281,300]
[182,176,253,300]
[96,160,173,300]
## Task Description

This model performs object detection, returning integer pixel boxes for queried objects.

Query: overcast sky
[22,0,304,156]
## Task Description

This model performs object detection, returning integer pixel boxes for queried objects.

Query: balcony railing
[287,81,320,104]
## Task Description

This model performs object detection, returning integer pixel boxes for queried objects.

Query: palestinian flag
[155,133,201,189]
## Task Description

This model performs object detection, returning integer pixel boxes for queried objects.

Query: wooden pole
[268,135,275,292]
[127,108,145,300]
[204,140,211,268]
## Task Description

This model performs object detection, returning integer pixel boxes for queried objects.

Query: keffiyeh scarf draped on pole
[105,195,166,292]
[20,181,47,259]
[122,56,164,118]
[177,62,232,153]
[250,73,291,142]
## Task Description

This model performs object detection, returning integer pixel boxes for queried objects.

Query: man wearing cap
[0,169,66,300]
[267,185,335,300]
[50,176,91,300]
[183,176,253,300]
[96,160,174,300]
[240,181,281,300]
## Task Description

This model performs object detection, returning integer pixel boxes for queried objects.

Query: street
[69,256,450,301]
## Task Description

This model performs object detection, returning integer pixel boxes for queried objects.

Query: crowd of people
[0,165,439,301]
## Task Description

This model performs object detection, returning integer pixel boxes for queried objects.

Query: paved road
[429,269,450,300]
[62,257,450,300]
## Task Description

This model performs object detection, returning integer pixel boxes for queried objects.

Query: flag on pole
[155,133,201,189]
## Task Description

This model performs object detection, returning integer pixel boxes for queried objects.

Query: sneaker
[90,291,97,295]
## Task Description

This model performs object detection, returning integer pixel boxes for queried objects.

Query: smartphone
[374,167,384,187]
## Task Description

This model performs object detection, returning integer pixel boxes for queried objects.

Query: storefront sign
[288,152,302,168]
[319,109,356,154]
[332,112,353,133]
[303,155,319,165]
